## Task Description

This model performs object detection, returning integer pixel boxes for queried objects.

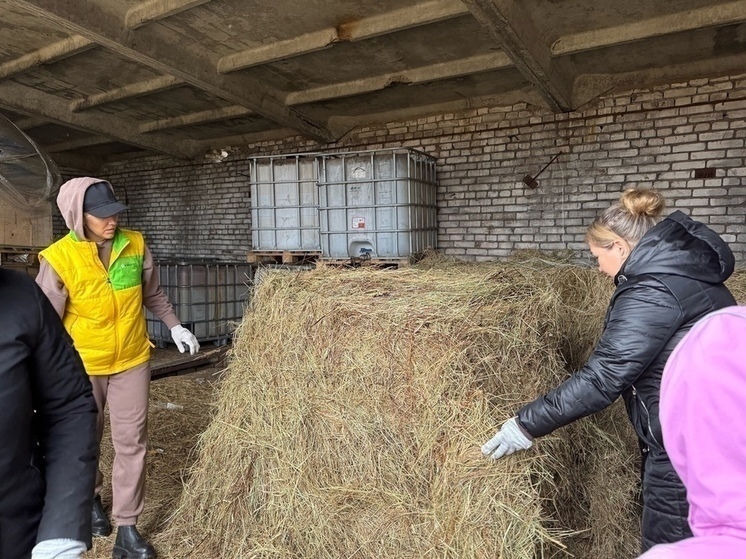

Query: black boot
[113,525,157,559]
[91,495,112,537]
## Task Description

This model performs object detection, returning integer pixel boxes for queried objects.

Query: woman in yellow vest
[36,178,199,559]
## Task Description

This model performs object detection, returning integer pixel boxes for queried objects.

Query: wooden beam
[71,75,183,111]
[217,0,469,73]
[125,0,212,29]
[553,0,746,56]
[0,81,202,158]
[140,105,253,132]
[461,0,574,112]
[44,135,113,153]
[150,346,228,380]
[0,35,95,79]
[12,0,338,142]
[286,52,513,106]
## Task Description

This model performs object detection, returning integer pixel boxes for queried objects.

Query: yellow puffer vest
[40,228,151,375]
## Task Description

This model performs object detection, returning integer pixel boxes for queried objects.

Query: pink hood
[56,177,116,241]
[639,306,746,558]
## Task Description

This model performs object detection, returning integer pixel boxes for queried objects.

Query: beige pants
[89,362,151,526]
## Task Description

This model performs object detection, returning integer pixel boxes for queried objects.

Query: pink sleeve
[35,258,68,319]
[142,245,181,329]
[637,544,677,558]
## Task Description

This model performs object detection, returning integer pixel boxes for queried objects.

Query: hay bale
[727,269,746,304]
[157,258,639,558]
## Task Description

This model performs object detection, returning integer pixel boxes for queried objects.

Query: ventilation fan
[0,113,61,211]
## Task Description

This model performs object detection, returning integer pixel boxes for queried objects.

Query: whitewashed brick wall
[92,73,746,265]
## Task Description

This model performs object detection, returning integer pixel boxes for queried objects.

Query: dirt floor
[83,347,227,558]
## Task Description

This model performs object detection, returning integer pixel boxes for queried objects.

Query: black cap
[83,182,128,218]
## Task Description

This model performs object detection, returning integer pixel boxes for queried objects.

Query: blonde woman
[482,188,736,551]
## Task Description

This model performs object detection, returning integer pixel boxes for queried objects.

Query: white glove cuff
[502,417,533,449]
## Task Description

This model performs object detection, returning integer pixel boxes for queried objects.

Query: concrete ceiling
[1,0,745,171]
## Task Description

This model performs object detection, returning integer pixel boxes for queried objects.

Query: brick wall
[96,73,746,265]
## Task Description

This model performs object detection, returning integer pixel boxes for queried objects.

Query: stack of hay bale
[157,256,646,559]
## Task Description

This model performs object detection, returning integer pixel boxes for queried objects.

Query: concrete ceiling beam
[71,75,183,112]
[553,0,746,56]
[217,0,469,73]
[217,28,339,73]
[51,152,105,174]
[11,0,338,142]
[0,81,202,158]
[140,105,253,132]
[462,0,574,112]
[12,116,48,129]
[197,128,299,151]
[43,135,112,153]
[337,87,546,131]
[0,35,95,80]
[575,52,746,107]
[336,0,470,42]
[125,0,212,30]
[286,52,513,106]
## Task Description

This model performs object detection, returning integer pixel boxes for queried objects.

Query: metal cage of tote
[145,261,252,347]
[249,147,438,260]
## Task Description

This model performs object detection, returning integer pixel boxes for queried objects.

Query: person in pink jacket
[638,305,746,558]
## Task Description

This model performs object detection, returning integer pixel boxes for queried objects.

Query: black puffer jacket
[517,211,736,549]
[0,269,98,559]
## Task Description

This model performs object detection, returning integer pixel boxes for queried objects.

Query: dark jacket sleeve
[28,282,98,546]
[517,281,682,438]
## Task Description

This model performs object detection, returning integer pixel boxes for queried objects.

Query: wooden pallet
[1,246,40,264]
[0,246,43,278]
[150,346,229,381]
[247,251,321,265]
[320,256,412,269]
[0,244,44,253]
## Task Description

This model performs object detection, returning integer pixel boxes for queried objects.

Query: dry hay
[84,372,219,559]
[726,268,746,304]
[155,256,641,559]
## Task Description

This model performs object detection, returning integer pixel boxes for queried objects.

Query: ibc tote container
[146,261,251,347]
[250,154,321,252]
[318,148,437,260]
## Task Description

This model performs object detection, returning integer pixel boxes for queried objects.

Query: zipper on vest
[108,268,119,366]
[632,384,661,448]
[95,241,119,368]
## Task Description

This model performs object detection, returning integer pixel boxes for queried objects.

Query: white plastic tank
[318,148,437,259]
[250,154,320,252]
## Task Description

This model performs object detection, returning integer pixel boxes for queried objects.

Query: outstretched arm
[518,283,681,438]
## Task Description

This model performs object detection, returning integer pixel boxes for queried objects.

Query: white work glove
[31,539,86,559]
[170,325,200,355]
[481,417,533,460]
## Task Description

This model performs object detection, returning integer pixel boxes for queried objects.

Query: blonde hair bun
[619,188,665,218]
